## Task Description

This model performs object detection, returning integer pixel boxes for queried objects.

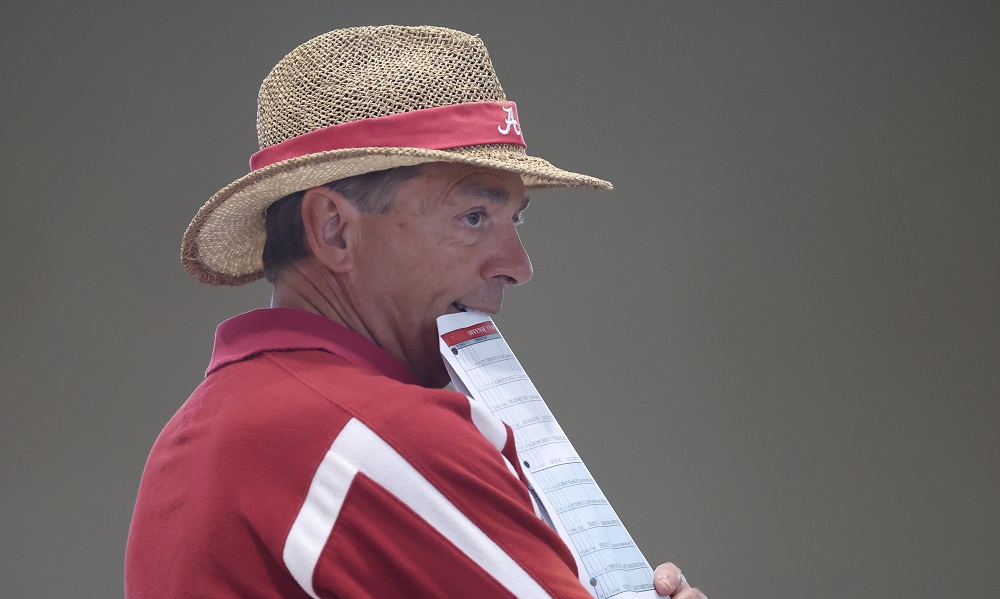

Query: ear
[300,186,360,273]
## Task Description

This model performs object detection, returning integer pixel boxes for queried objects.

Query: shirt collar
[207,308,422,386]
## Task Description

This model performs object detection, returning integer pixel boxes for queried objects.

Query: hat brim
[181,144,612,286]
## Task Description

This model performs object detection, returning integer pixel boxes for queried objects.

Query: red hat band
[250,101,526,171]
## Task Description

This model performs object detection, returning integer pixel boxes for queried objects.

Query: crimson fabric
[125,308,589,598]
[249,101,527,170]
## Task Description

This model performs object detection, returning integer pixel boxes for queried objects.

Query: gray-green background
[2,1,997,597]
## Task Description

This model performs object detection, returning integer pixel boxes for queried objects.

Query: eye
[464,211,485,227]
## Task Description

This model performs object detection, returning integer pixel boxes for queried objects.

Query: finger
[654,562,708,598]
[672,587,707,599]
[653,562,684,596]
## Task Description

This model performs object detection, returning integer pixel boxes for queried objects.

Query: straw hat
[181,25,612,286]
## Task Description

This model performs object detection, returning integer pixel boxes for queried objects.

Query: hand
[653,562,707,599]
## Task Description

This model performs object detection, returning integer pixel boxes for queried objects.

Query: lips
[450,301,492,316]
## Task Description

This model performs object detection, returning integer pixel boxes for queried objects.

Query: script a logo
[497,106,522,136]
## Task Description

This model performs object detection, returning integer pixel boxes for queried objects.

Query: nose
[483,225,533,286]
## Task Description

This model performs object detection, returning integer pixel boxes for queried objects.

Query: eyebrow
[456,183,530,210]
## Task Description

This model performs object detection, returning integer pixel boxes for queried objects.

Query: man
[127,25,705,598]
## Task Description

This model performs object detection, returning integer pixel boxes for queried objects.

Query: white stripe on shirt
[282,417,552,599]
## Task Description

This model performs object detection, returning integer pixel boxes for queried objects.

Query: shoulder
[248,347,474,428]
[255,348,528,498]
[182,347,524,512]
[205,348,497,469]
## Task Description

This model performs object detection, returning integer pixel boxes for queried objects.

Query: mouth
[449,301,491,316]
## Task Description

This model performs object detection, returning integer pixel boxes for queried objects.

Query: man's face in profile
[348,162,532,386]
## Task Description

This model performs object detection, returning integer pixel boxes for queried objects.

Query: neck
[270,259,447,388]
[270,259,353,326]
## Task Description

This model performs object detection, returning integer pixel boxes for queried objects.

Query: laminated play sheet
[438,312,657,598]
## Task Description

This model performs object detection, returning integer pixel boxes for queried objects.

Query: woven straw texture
[257,26,508,148]
[182,25,612,286]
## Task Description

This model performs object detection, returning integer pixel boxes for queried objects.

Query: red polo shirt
[126,308,588,598]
